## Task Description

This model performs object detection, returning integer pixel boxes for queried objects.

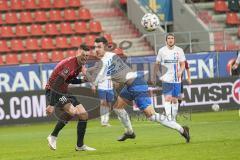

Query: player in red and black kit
[45,43,96,151]
[178,60,191,107]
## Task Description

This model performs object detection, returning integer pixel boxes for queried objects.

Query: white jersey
[156,45,186,83]
[97,77,113,90]
[93,52,136,85]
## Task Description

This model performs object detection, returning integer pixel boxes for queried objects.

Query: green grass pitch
[0,110,240,160]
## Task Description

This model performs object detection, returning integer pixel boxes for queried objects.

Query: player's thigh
[75,104,88,120]
[143,105,156,118]
[172,83,181,101]
[162,82,174,102]
[63,103,76,117]
[113,96,129,109]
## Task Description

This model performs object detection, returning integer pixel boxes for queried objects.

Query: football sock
[100,105,110,124]
[149,112,184,134]
[51,120,66,137]
[114,108,133,134]
[171,102,178,121]
[164,101,172,120]
[77,120,87,147]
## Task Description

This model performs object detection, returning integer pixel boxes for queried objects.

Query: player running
[86,36,190,143]
[45,44,96,151]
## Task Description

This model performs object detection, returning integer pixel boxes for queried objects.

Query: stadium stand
[0,0,153,65]
[189,0,240,51]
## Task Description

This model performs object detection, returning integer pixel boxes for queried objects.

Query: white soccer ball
[141,13,160,32]
[212,104,220,112]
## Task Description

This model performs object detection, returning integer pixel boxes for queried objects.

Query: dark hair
[166,33,175,41]
[94,36,108,45]
[79,43,90,51]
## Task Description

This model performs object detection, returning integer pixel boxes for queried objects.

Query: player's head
[165,33,175,48]
[94,36,108,58]
[76,43,90,65]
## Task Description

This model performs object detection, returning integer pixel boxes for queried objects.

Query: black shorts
[45,89,80,108]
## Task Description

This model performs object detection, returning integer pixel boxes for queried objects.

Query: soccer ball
[141,13,160,32]
[211,104,220,112]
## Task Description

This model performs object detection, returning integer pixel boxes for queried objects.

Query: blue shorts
[162,82,181,97]
[98,89,115,102]
[120,77,151,110]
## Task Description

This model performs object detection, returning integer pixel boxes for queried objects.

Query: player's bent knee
[78,112,88,120]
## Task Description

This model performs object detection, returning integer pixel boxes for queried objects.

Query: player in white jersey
[86,37,190,143]
[154,33,186,121]
[92,76,114,127]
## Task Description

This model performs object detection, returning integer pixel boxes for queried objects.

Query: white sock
[172,103,178,121]
[104,109,110,124]
[149,112,184,133]
[100,105,109,125]
[164,102,173,120]
[114,108,133,134]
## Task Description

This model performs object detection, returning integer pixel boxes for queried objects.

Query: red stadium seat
[0,55,4,65]
[5,54,19,65]
[0,16,3,25]
[214,0,228,12]
[30,24,44,36]
[226,12,239,25]
[64,9,77,21]
[15,25,29,37]
[41,38,55,50]
[53,0,66,9]
[50,51,65,62]
[20,11,33,23]
[24,0,38,10]
[36,52,49,63]
[74,21,89,34]
[119,0,127,5]
[68,0,81,7]
[45,23,59,35]
[34,11,48,22]
[0,0,9,11]
[0,40,10,52]
[49,10,62,22]
[65,50,76,57]
[89,21,102,33]
[55,37,69,49]
[78,8,92,21]
[1,26,14,38]
[25,38,40,50]
[70,36,82,47]
[104,34,113,44]
[38,0,52,9]
[84,35,96,47]
[10,0,23,10]
[60,22,73,35]
[20,53,35,64]
[10,39,25,51]
[226,43,238,50]
[5,12,18,24]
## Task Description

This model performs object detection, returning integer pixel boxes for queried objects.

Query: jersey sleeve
[156,49,162,63]
[179,48,186,62]
[58,67,71,80]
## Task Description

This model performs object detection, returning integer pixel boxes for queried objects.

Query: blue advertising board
[0,51,238,92]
